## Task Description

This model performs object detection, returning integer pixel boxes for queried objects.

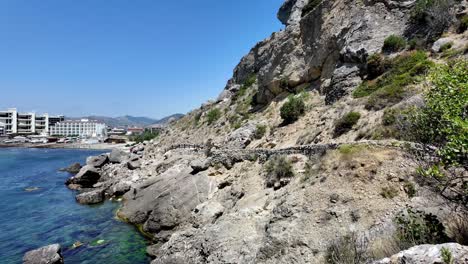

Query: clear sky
[0,0,284,119]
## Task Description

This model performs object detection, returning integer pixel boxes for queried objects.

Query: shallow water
[0,148,150,264]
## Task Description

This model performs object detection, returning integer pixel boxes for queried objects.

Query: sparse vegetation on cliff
[334,112,361,137]
[280,95,305,125]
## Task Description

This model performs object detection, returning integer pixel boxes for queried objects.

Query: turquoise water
[0,148,150,264]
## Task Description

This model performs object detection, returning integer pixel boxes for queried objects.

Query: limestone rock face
[373,243,468,264]
[222,0,413,105]
[109,149,129,164]
[66,165,101,188]
[23,244,63,264]
[225,122,257,149]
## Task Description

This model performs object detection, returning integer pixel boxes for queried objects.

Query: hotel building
[0,108,64,135]
[49,119,107,138]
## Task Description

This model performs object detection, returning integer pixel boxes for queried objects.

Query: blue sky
[0,0,284,119]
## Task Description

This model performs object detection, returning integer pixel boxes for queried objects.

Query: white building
[0,108,64,135]
[0,122,5,136]
[49,119,107,138]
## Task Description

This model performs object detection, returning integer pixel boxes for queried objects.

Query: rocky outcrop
[66,165,101,188]
[23,244,63,264]
[75,188,105,205]
[86,154,109,168]
[109,149,129,163]
[374,243,468,264]
[223,0,414,106]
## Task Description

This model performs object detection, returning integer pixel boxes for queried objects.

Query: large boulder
[225,123,257,149]
[23,244,63,264]
[59,162,82,174]
[109,149,129,164]
[86,154,109,168]
[75,189,105,205]
[127,159,141,170]
[66,165,101,188]
[190,158,211,174]
[373,243,468,264]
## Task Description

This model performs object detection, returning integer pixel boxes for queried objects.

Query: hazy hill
[78,114,183,128]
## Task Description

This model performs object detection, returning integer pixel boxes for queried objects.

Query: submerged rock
[23,244,63,264]
[59,162,82,174]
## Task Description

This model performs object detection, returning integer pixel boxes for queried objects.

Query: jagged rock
[432,37,455,52]
[225,123,256,148]
[222,0,411,106]
[190,159,211,174]
[127,156,141,170]
[75,189,105,205]
[109,149,129,164]
[111,181,132,196]
[325,64,362,104]
[373,243,468,264]
[66,165,101,188]
[118,164,216,243]
[59,162,82,174]
[23,244,63,264]
[86,154,109,168]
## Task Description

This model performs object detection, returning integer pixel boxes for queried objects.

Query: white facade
[0,108,64,135]
[50,119,107,138]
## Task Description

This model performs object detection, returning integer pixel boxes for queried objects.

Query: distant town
[0,108,172,146]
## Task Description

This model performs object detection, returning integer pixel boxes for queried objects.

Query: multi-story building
[49,119,107,138]
[0,108,64,135]
[0,108,18,134]
[0,122,5,136]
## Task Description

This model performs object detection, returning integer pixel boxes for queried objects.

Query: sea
[0,148,150,264]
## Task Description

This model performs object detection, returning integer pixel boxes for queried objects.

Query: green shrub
[280,95,306,125]
[253,124,267,139]
[130,131,159,143]
[394,209,449,249]
[206,108,221,125]
[361,51,433,110]
[382,108,398,126]
[439,42,453,52]
[403,181,417,198]
[411,60,468,165]
[334,112,361,137]
[264,156,294,188]
[326,232,369,264]
[441,247,454,264]
[380,186,399,199]
[302,0,322,17]
[459,15,468,33]
[383,35,407,53]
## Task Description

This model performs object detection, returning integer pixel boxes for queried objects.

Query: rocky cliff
[66,0,468,263]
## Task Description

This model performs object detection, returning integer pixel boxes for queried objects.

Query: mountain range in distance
[77,114,184,128]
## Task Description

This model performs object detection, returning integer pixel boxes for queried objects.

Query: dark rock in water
[23,244,63,264]
[109,149,129,164]
[66,165,101,188]
[59,162,82,174]
[86,154,109,168]
[75,189,105,205]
